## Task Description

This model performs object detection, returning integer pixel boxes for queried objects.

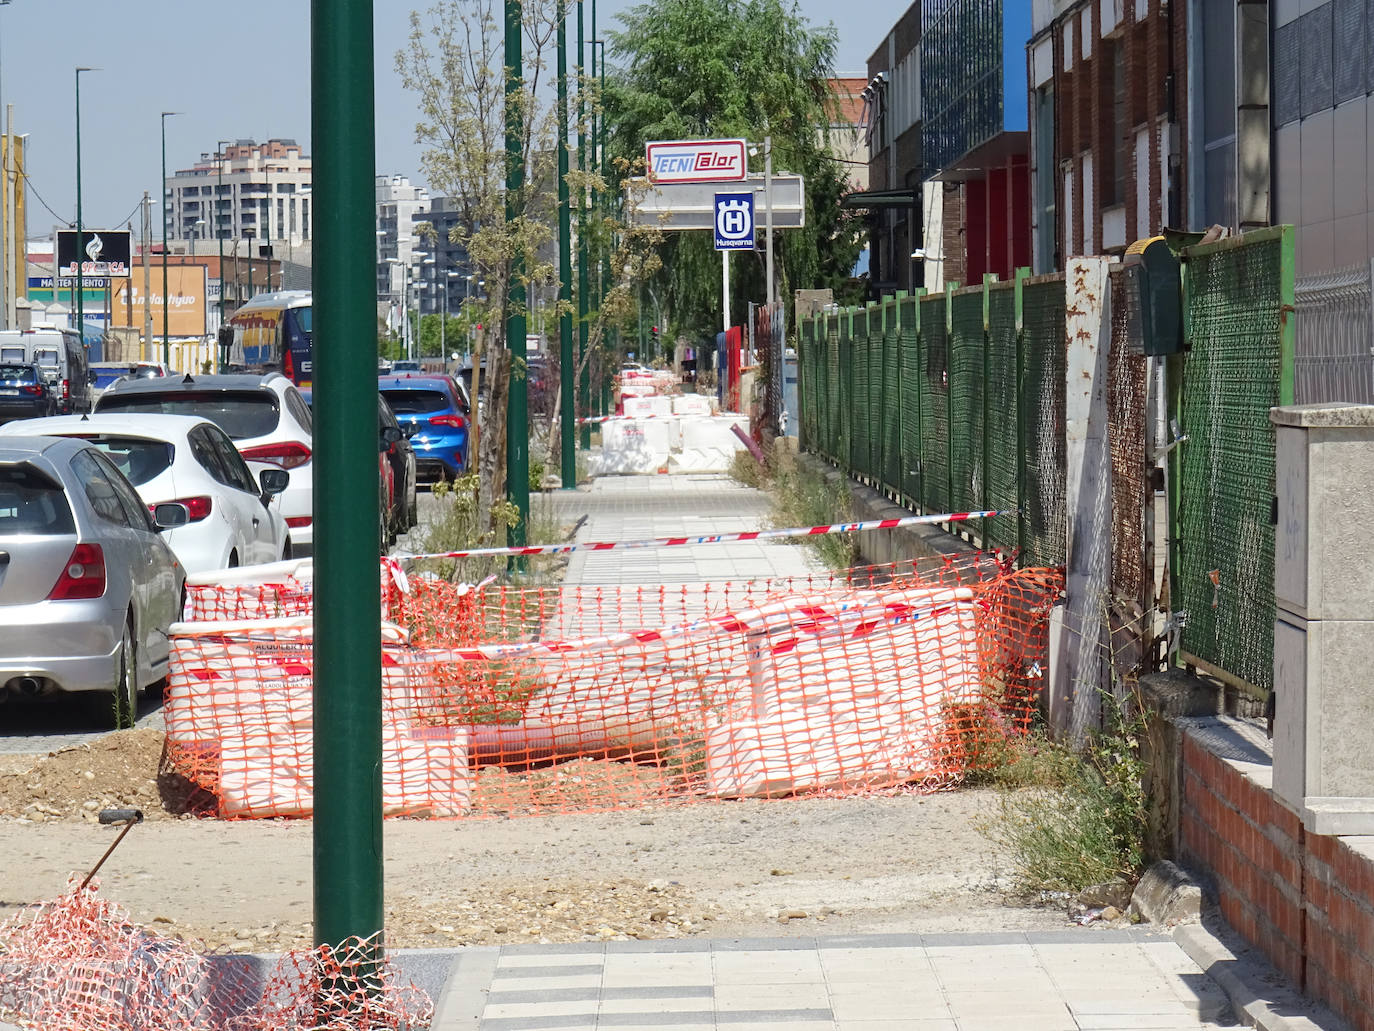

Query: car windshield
[0,463,76,535]
[380,388,450,415]
[68,435,175,486]
[0,365,37,383]
[98,390,280,439]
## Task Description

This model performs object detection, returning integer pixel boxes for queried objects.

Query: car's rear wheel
[106,620,138,730]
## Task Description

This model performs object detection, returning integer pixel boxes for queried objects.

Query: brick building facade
[1028,0,1188,269]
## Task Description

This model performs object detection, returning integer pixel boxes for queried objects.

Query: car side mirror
[87,369,98,384]
[153,502,190,530]
[380,425,403,450]
[258,467,290,497]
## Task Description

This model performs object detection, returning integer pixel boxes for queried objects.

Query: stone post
[1271,404,1374,834]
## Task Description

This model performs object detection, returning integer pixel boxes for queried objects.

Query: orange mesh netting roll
[162,558,1062,819]
[0,881,431,1031]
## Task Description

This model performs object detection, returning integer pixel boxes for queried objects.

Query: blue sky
[3,1,906,242]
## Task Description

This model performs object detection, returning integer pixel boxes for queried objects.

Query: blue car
[378,374,472,481]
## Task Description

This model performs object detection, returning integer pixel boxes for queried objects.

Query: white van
[0,328,91,414]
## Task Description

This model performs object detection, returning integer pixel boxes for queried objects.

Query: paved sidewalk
[422,930,1234,1031]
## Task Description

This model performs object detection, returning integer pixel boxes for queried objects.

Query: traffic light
[650,325,660,344]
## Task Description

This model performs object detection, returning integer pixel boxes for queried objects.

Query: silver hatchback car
[0,436,186,727]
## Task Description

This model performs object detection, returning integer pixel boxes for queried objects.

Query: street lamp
[443,270,458,361]
[74,67,98,346]
[215,140,229,368]
[160,111,180,367]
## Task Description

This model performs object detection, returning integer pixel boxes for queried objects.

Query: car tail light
[429,413,468,430]
[284,349,295,382]
[286,516,312,529]
[47,543,106,600]
[20,384,43,397]
[61,379,70,400]
[149,496,212,522]
[240,441,312,469]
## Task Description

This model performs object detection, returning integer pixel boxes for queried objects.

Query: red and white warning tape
[393,509,1013,563]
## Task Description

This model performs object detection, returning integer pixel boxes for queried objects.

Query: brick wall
[1179,726,1374,1031]
[1042,0,1188,263]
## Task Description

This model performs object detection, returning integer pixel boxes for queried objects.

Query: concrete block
[1139,669,1224,719]
[1128,860,1202,927]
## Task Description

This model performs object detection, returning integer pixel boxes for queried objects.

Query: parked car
[0,435,187,727]
[94,373,315,548]
[0,328,91,414]
[378,394,418,536]
[378,374,471,482]
[299,388,416,547]
[0,414,292,574]
[0,362,57,423]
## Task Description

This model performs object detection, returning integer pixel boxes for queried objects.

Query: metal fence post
[912,289,925,512]
[982,273,995,547]
[1014,268,1028,563]
[945,281,957,527]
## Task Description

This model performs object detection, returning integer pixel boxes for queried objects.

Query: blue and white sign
[713,192,755,251]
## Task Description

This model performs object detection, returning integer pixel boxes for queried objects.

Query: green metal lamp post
[216,140,230,370]
[576,0,590,450]
[310,0,384,972]
[160,111,180,367]
[74,68,96,346]
[557,0,575,488]
[505,0,529,551]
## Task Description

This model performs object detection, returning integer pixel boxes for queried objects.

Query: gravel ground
[0,735,1071,953]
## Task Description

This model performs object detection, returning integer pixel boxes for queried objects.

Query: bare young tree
[398,0,662,515]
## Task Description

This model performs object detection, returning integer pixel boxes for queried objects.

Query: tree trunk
[477,347,511,532]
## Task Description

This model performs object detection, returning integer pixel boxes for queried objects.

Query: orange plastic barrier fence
[165,557,1062,819]
[0,880,432,1031]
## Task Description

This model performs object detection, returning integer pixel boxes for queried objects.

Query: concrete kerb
[792,451,987,568]
[1173,910,1353,1031]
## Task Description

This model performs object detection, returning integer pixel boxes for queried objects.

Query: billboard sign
[627,173,806,231]
[645,138,747,185]
[110,265,209,337]
[55,228,132,278]
[713,193,755,251]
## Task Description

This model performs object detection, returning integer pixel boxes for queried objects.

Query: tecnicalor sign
[645,139,748,185]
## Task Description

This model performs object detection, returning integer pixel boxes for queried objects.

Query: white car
[0,413,292,574]
[94,372,315,548]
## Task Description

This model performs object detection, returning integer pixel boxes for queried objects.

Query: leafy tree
[603,0,864,341]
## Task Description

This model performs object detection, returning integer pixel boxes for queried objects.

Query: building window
[1108,39,1127,207]
[1034,85,1057,273]
[1199,0,1237,228]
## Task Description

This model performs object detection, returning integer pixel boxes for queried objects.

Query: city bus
[223,290,313,386]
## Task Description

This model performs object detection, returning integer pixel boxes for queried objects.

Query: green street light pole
[505,0,529,549]
[576,0,590,450]
[594,39,611,416]
[557,0,575,488]
[74,68,95,347]
[160,111,179,367]
[310,0,383,970]
[216,139,229,370]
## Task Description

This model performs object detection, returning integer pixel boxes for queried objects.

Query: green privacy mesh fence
[1020,277,1068,570]
[949,289,984,517]
[919,292,951,516]
[1173,226,1295,693]
[796,275,1066,565]
[986,284,1020,552]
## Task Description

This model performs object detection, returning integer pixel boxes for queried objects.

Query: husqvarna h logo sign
[714,193,755,251]
[646,139,748,184]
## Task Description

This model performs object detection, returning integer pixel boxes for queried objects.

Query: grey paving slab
[420,932,1242,1030]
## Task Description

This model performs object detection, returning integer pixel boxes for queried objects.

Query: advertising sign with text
[645,139,748,185]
